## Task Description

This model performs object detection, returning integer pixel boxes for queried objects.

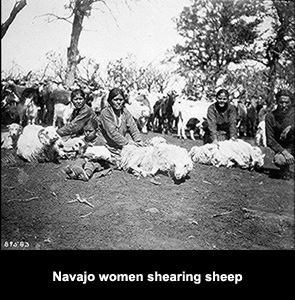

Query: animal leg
[181,125,187,139]
[177,119,182,138]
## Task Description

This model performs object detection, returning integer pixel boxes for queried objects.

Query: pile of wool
[118,136,193,181]
[189,139,265,170]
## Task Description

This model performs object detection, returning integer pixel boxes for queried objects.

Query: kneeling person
[265,89,294,179]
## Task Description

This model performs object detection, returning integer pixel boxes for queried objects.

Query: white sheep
[62,137,86,159]
[118,137,194,181]
[16,124,66,163]
[83,145,112,162]
[1,123,23,149]
[189,139,265,170]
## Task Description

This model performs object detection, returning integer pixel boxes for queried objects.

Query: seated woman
[202,88,238,144]
[64,87,143,181]
[57,88,98,139]
[96,87,143,154]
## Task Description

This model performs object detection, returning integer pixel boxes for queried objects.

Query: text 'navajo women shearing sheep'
[118,136,194,182]
[189,139,265,170]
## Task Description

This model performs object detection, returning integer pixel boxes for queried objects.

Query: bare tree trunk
[65,4,85,87]
[1,0,27,39]
[65,0,101,87]
[265,1,290,106]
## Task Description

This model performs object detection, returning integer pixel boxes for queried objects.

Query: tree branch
[1,0,27,39]
[37,13,73,24]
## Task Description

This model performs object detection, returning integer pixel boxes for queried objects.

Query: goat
[24,96,39,125]
[173,97,211,140]
[52,102,74,128]
[255,120,267,147]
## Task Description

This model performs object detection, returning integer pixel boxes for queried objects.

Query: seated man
[265,89,294,179]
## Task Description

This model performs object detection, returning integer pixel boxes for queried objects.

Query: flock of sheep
[1,122,265,183]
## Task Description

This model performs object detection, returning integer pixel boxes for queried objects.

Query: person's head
[84,118,98,142]
[216,88,230,108]
[276,89,293,113]
[107,88,126,111]
[71,89,86,109]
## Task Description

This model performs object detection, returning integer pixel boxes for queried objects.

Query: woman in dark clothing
[96,87,143,154]
[64,88,143,181]
[57,88,98,139]
[203,88,238,144]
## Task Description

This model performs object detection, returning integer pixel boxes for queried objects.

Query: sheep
[189,139,265,170]
[118,137,193,182]
[62,137,86,159]
[1,123,23,149]
[83,145,113,162]
[16,124,66,163]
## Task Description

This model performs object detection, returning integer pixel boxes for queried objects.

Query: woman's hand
[282,149,295,165]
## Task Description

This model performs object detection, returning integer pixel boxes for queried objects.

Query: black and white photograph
[1,0,294,288]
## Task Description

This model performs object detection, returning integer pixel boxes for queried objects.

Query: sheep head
[73,139,86,155]
[53,138,67,159]
[8,123,23,138]
[171,157,194,181]
[38,126,60,145]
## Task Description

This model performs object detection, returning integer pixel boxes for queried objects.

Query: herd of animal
[1,80,266,143]
[1,79,267,183]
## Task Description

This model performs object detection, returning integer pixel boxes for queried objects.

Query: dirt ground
[1,131,294,250]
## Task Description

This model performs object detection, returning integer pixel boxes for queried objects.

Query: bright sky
[1,0,191,75]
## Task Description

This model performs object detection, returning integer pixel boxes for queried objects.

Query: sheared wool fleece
[189,139,265,169]
[118,137,193,180]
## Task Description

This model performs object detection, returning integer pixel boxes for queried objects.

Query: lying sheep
[62,137,86,159]
[83,145,113,162]
[189,139,265,170]
[118,137,193,181]
[1,123,23,149]
[16,124,66,163]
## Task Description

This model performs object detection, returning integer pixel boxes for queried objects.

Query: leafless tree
[45,0,143,87]
[1,0,27,39]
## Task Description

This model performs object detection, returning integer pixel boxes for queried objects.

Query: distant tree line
[174,0,295,104]
[2,0,294,105]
